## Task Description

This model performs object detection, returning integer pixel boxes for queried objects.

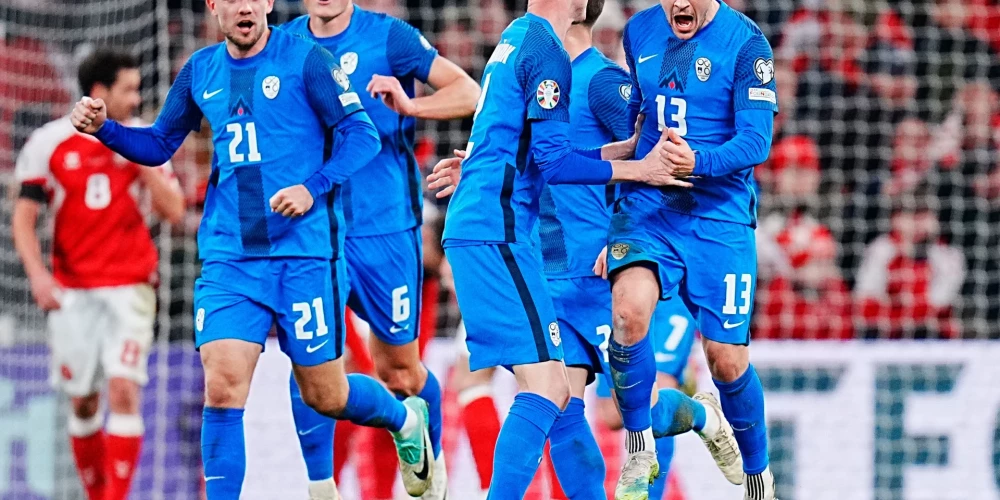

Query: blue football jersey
[282,8,438,236]
[537,47,631,278]
[622,1,777,227]
[151,29,366,260]
[442,13,573,245]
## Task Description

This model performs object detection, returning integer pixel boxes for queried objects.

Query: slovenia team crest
[536,80,560,109]
[610,243,629,260]
[548,322,562,346]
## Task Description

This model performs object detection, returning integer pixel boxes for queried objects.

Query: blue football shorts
[445,242,563,371]
[193,257,348,366]
[344,227,423,346]
[547,275,612,385]
[606,196,756,345]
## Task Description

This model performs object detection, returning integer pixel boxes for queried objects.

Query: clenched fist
[269,185,314,217]
[70,97,107,134]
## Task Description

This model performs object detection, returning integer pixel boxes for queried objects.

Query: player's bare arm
[600,115,645,161]
[11,198,61,310]
[368,56,480,119]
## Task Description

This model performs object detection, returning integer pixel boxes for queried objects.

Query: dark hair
[78,48,139,97]
[580,0,606,27]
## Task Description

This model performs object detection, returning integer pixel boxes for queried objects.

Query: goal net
[0,0,998,499]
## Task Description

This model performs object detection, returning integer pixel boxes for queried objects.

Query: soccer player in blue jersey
[540,3,708,498]
[69,0,435,498]
[429,0,690,497]
[605,0,779,498]
[281,2,479,498]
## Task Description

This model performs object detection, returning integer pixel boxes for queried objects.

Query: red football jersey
[15,118,174,289]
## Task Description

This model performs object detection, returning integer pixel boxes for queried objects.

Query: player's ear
[204,0,214,14]
[265,0,274,14]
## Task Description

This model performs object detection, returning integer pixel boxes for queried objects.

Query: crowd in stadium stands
[1,0,998,340]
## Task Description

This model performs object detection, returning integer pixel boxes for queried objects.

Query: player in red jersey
[11,48,184,500]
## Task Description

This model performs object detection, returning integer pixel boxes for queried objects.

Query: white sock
[698,401,721,438]
[308,478,338,500]
[625,427,655,454]
[398,406,419,438]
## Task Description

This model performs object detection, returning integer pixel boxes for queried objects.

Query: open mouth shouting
[236,19,255,37]
[672,12,696,36]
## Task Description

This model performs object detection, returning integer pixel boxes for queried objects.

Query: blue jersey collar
[305,5,363,44]
[572,46,599,66]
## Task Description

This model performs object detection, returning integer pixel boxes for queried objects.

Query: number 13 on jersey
[655,95,687,136]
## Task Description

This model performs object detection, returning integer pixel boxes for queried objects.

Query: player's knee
[538,373,571,411]
[612,300,653,345]
[203,371,249,408]
[377,363,425,397]
[71,394,101,420]
[301,383,349,418]
[704,342,749,383]
[106,378,141,414]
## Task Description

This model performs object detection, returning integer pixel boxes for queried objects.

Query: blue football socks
[548,397,605,499]
[202,407,246,499]
[289,374,335,481]
[715,364,769,474]
[486,393,560,500]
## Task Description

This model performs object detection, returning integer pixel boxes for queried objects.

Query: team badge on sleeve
[196,308,205,332]
[754,58,774,85]
[262,76,280,99]
[333,68,351,91]
[696,57,712,82]
[619,84,632,101]
[536,80,561,109]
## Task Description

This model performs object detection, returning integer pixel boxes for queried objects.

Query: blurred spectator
[756,223,854,340]
[854,193,966,339]
[756,135,825,283]
[966,0,1000,53]
[905,0,1000,121]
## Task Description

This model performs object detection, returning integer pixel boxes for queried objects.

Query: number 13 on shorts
[722,273,753,315]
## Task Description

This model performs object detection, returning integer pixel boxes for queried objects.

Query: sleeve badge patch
[748,88,777,104]
[332,67,351,91]
[619,84,632,101]
[536,80,561,110]
[754,58,774,85]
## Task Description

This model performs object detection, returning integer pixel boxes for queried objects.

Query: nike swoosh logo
[413,433,431,481]
[617,380,642,390]
[298,424,325,436]
[204,476,225,481]
[305,339,329,354]
[389,325,408,333]
[638,54,658,64]
[723,319,746,329]
[202,88,223,99]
